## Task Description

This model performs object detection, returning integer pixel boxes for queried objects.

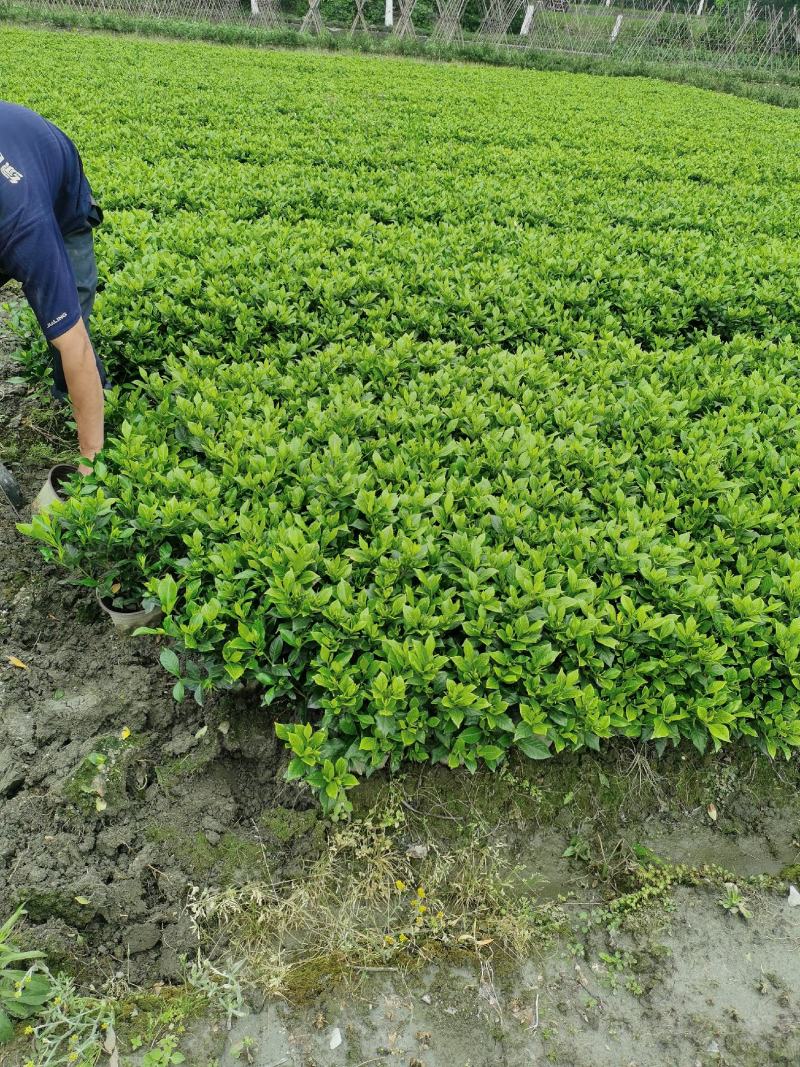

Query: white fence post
[696,0,705,15]
[520,2,535,34]
[385,0,393,26]
[610,12,623,42]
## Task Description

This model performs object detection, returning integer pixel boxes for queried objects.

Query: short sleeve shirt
[0,101,93,341]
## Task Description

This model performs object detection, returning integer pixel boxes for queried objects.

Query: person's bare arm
[51,320,104,474]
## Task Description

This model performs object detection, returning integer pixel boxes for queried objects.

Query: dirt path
[2,296,800,1066]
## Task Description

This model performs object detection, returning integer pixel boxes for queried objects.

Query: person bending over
[0,100,107,474]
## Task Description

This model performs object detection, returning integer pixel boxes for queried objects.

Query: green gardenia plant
[12,29,800,815]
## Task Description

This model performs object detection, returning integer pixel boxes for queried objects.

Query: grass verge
[185,776,564,1003]
[183,749,800,1003]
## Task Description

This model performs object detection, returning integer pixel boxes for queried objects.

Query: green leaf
[0,1009,13,1045]
[459,726,483,745]
[516,737,552,760]
[752,657,771,678]
[159,648,180,676]
[286,757,308,781]
[158,574,178,614]
[690,728,708,754]
[707,722,731,742]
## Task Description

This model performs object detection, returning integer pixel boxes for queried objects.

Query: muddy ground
[2,293,800,1066]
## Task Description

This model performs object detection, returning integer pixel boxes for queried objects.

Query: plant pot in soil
[96,589,163,633]
[0,460,23,510]
[31,463,78,514]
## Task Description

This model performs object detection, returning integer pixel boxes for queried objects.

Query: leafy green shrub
[8,27,800,815]
[0,907,53,1045]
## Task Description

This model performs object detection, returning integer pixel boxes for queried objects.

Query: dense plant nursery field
[5,26,800,814]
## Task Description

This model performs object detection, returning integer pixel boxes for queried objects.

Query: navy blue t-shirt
[0,101,93,341]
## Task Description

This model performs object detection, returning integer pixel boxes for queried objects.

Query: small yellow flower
[384,934,395,945]
[399,933,408,943]
[120,726,131,740]
[395,880,406,892]
[24,1026,34,1035]
[417,887,426,899]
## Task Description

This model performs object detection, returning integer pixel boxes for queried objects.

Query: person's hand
[78,451,96,476]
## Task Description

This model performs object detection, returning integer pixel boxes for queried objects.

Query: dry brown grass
[186,778,563,1001]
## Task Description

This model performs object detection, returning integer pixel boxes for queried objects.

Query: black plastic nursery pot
[0,460,23,510]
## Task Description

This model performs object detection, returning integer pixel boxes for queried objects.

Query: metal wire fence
[8,0,800,75]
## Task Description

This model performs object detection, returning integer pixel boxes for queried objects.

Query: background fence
[7,0,800,74]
